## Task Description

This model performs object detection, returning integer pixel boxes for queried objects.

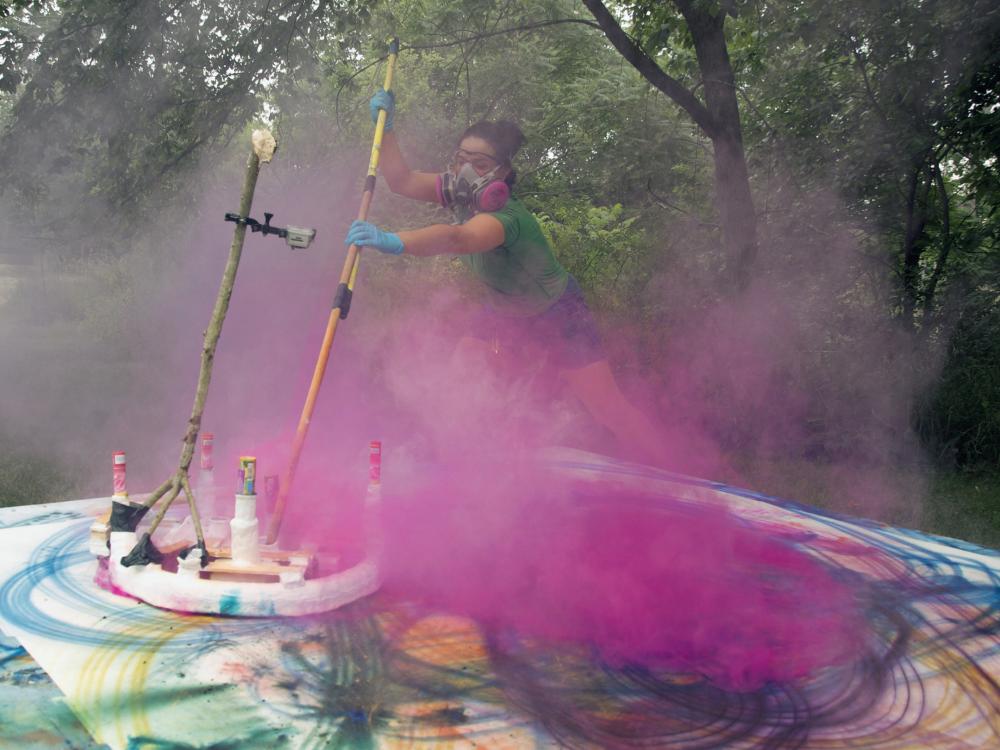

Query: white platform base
[107,531,380,617]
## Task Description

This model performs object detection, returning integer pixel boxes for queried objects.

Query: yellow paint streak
[73,612,211,747]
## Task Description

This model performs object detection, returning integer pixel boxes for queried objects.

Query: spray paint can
[232,455,260,564]
[200,433,215,470]
[368,440,381,485]
[365,441,383,559]
[112,451,128,498]
[263,475,279,514]
[237,456,257,495]
[197,433,216,515]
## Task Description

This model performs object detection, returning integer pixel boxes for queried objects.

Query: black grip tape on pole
[364,174,376,193]
[332,282,353,319]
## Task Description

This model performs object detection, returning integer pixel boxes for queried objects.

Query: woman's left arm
[398,214,505,256]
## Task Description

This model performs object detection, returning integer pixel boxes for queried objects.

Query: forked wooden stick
[118,130,276,566]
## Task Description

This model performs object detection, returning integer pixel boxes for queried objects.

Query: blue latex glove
[345,220,405,255]
[370,88,394,131]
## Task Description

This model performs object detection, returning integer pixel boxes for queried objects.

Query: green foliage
[628,1,699,84]
[1,0,999,520]
[0,432,80,507]
[745,0,1000,323]
[923,470,1000,550]
[0,0,374,259]
[918,288,1000,468]
[717,0,1000,472]
[534,201,644,318]
[735,453,1000,548]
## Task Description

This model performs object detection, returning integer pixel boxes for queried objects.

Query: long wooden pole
[266,39,400,544]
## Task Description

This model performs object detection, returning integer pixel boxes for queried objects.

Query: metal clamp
[224,212,317,249]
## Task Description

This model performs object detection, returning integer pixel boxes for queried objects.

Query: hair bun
[493,120,525,158]
[460,120,525,165]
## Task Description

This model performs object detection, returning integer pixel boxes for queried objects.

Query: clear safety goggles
[450,148,503,175]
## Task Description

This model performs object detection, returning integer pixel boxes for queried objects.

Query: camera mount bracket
[224,211,317,249]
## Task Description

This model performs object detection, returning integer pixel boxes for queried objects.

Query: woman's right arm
[380,131,441,204]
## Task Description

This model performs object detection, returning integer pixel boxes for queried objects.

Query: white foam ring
[230,494,260,564]
[107,531,380,617]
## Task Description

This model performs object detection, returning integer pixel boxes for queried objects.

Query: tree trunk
[922,160,952,317]
[674,0,758,289]
[901,163,929,324]
[711,126,758,289]
[582,0,759,289]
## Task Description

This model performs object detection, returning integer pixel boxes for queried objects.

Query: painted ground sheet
[1,627,103,749]
[0,452,997,749]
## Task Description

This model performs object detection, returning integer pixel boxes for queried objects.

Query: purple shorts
[467,276,605,370]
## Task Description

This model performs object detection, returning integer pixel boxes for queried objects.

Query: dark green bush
[918,293,1000,470]
[0,433,81,508]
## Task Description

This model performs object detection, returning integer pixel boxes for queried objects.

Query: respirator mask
[436,160,510,219]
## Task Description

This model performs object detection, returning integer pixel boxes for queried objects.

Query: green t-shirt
[460,197,569,316]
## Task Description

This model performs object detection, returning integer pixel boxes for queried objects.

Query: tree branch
[923,160,953,315]
[333,17,606,129]
[580,0,718,138]
[400,18,604,51]
[845,32,891,129]
[647,179,719,227]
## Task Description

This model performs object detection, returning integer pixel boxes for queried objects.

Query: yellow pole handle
[266,38,400,544]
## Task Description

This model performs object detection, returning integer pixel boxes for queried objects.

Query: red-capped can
[112,451,127,497]
[369,440,381,484]
[200,433,214,470]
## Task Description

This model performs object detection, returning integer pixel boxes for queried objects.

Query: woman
[345,89,667,466]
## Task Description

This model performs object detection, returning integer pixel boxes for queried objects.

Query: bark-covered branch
[125,133,271,564]
[580,0,718,138]
[402,17,604,50]
[923,160,953,315]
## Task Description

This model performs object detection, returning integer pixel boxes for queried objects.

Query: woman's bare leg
[563,359,669,466]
